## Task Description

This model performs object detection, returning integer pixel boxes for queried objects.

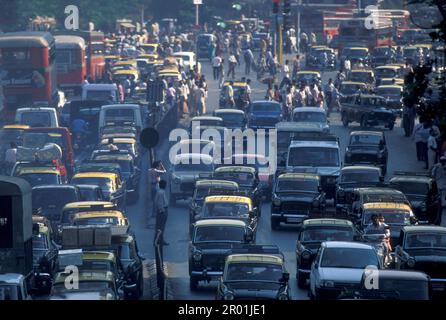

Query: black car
[32,215,58,293]
[213,166,262,214]
[188,219,254,290]
[32,185,81,230]
[370,46,396,67]
[271,173,326,230]
[389,172,441,225]
[216,245,290,300]
[344,131,388,175]
[213,109,247,130]
[189,180,239,227]
[349,187,410,223]
[341,94,396,130]
[394,226,446,296]
[338,270,430,300]
[335,166,384,215]
[76,184,105,201]
[248,101,283,130]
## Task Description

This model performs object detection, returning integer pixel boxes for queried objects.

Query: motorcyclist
[364,214,391,256]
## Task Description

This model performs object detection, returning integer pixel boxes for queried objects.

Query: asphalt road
[97,54,442,300]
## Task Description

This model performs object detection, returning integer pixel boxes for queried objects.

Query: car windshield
[194,226,245,243]
[375,69,398,78]
[404,232,446,249]
[278,132,293,146]
[20,112,51,127]
[174,162,213,172]
[18,173,59,187]
[340,171,380,183]
[0,285,22,300]
[340,84,363,94]
[229,157,268,169]
[252,102,281,112]
[350,134,381,145]
[23,132,65,150]
[320,247,379,268]
[277,179,318,192]
[72,177,112,189]
[214,172,255,187]
[226,263,283,282]
[363,210,409,225]
[74,217,119,226]
[288,147,340,167]
[105,109,135,122]
[377,87,401,95]
[32,233,48,249]
[350,73,370,82]
[390,182,429,196]
[293,112,326,123]
[218,113,245,126]
[202,202,249,217]
[86,90,115,101]
[301,227,354,242]
[79,188,101,201]
[373,48,392,55]
[32,189,78,217]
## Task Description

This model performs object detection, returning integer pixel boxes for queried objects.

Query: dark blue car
[248,101,283,130]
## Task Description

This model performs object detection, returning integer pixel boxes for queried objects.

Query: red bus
[55,35,87,95]
[335,18,393,51]
[56,30,106,82]
[0,32,58,121]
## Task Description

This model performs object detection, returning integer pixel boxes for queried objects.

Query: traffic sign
[193,0,202,5]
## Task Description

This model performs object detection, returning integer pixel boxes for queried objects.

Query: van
[82,84,118,103]
[15,107,59,128]
[98,104,144,137]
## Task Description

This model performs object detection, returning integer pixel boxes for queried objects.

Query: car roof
[74,210,125,219]
[82,251,115,261]
[72,172,117,179]
[18,168,59,174]
[195,219,247,227]
[377,85,403,90]
[32,184,77,190]
[100,138,136,144]
[303,218,353,227]
[356,187,404,194]
[375,65,400,70]
[214,109,245,115]
[390,176,431,183]
[190,116,223,121]
[173,153,213,163]
[341,165,381,173]
[402,225,446,233]
[227,254,283,264]
[62,201,115,210]
[290,140,339,147]
[363,202,412,211]
[101,104,139,109]
[204,195,252,205]
[278,173,320,180]
[0,274,25,284]
[322,241,374,249]
[371,270,429,281]
[276,121,324,131]
[215,166,256,173]
[75,184,102,190]
[350,131,383,137]
[294,107,326,113]
[2,124,30,129]
[196,180,239,188]
[341,81,367,86]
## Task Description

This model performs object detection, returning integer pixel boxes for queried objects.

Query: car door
[310,247,323,294]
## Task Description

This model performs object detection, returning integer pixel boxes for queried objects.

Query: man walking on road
[228,53,237,79]
[154,180,169,246]
[212,55,222,80]
[244,48,254,75]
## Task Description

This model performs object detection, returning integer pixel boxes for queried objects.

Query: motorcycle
[363,232,392,267]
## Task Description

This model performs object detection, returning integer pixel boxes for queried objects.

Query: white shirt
[213,56,222,68]
[229,55,237,64]
[344,59,351,71]
[282,65,290,78]
[154,189,168,213]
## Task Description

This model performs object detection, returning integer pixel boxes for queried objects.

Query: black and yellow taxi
[15,166,62,187]
[189,219,254,290]
[72,210,129,229]
[216,246,290,300]
[71,172,126,210]
[219,81,249,109]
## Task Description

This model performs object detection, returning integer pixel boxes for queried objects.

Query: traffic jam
[0,0,446,302]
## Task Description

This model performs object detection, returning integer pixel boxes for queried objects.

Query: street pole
[297,0,301,54]
[273,14,277,58]
[196,4,199,26]
[279,23,283,65]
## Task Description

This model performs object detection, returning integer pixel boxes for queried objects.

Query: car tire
[271,218,280,230]
[341,113,349,127]
[190,277,199,291]
[297,271,307,289]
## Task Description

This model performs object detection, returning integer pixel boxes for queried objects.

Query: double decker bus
[56,30,105,82]
[55,35,87,95]
[0,32,58,121]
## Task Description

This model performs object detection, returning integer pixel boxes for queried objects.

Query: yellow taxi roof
[351,69,373,73]
[63,201,115,210]
[113,60,137,66]
[341,81,366,86]
[140,43,159,48]
[112,69,139,76]
[297,71,320,75]
[205,195,252,205]
[223,81,247,87]
[72,172,117,179]
[363,202,412,211]
[18,168,59,174]
[138,53,158,59]
[104,55,120,59]
[377,85,402,90]
[100,138,136,144]
[376,65,400,70]
[83,251,115,262]
[350,47,369,51]
[195,219,246,227]
[227,254,283,265]
[74,210,125,220]
[2,124,30,129]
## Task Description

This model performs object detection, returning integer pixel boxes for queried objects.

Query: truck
[0,176,44,300]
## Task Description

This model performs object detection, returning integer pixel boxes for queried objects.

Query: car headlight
[407,257,416,268]
[323,280,335,288]
[302,250,311,260]
[193,251,202,261]
[224,292,235,300]
[277,293,289,300]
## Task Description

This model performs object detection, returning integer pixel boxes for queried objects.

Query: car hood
[319,267,367,283]
[195,242,243,251]
[347,146,380,154]
[276,192,317,203]
[338,181,381,190]
[226,281,283,298]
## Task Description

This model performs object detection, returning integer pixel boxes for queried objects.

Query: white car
[173,51,200,73]
[15,107,59,128]
[292,107,329,133]
[309,241,381,300]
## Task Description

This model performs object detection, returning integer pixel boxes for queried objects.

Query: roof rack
[290,134,339,143]
[392,171,431,177]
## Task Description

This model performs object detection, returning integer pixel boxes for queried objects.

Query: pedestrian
[244,48,254,75]
[83,76,89,86]
[166,82,176,108]
[179,80,190,117]
[273,85,281,103]
[428,129,438,169]
[219,58,225,88]
[154,180,169,245]
[246,79,252,105]
[300,32,308,53]
[309,83,319,106]
[212,55,222,80]
[317,86,325,108]
[227,53,237,79]
[226,81,235,108]
[413,119,429,164]
[266,83,274,101]
[4,142,17,175]
[115,80,125,103]
[344,58,351,77]
[292,55,301,81]
[149,160,166,218]
[310,32,317,46]
[195,83,206,115]
[284,87,293,120]
[209,40,216,62]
